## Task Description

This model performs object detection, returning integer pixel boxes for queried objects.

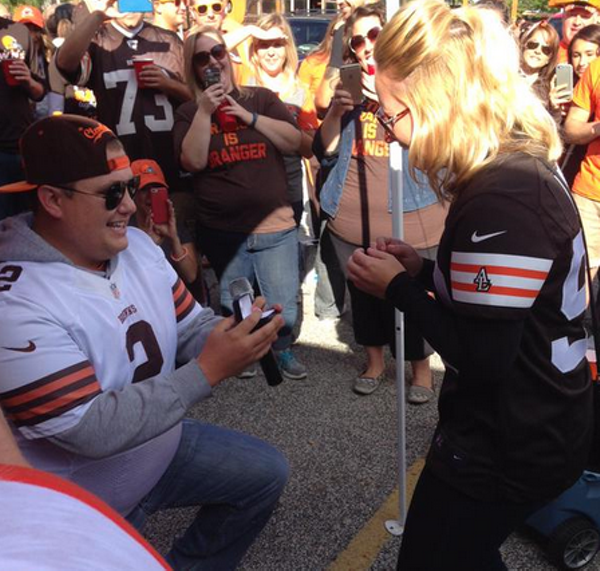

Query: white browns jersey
[0,228,202,439]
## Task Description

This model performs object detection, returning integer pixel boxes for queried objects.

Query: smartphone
[150,187,169,225]
[555,63,574,98]
[340,63,363,105]
[118,0,153,13]
[202,67,221,90]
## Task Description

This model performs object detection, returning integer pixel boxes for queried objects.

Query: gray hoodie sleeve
[50,310,223,459]
[49,360,211,459]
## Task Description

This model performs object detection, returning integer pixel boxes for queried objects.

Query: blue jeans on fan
[126,419,289,571]
[197,226,300,351]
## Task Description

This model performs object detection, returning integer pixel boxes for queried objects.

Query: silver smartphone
[555,63,574,98]
[340,63,363,105]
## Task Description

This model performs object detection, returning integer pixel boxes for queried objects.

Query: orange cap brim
[0,181,37,194]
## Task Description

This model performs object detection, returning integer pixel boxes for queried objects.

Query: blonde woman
[348,1,592,568]
[245,14,318,224]
[173,26,307,380]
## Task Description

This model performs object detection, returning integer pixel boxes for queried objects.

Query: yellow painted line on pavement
[327,458,426,571]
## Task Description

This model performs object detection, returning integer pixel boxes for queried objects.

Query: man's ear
[37,185,67,219]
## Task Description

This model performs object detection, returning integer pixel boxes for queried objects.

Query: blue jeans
[126,419,289,571]
[197,226,299,351]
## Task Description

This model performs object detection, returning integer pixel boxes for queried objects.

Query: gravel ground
[143,269,600,571]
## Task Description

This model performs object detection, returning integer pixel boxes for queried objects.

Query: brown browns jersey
[62,20,186,190]
[0,18,38,153]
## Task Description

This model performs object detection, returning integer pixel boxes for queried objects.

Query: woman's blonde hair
[249,14,298,91]
[183,25,245,101]
[374,0,562,198]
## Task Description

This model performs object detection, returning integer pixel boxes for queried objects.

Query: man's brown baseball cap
[0,115,130,194]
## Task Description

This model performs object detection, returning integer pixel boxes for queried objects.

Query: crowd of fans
[2,0,600,567]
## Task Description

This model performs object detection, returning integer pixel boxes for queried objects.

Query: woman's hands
[197,82,226,115]
[375,237,423,276]
[549,80,573,114]
[347,238,423,299]
[328,81,355,119]
[220,94,255,126]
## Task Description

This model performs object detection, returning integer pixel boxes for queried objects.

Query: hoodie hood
[0,213,74,265]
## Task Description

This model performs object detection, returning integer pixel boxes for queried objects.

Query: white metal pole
[383,0,406,539]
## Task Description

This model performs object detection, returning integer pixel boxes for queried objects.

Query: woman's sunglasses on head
[525,40,553,56]
[350,26,381,53]
[193,43,227,67]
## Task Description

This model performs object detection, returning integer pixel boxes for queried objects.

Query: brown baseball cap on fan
[0,115,130,194]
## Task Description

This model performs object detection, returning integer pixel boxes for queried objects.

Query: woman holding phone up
[173,26,307,380]
[348,2,591,568]
[315,3,446,398]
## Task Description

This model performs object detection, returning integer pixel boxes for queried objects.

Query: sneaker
[237,367,257,379]
[275,349,307,380]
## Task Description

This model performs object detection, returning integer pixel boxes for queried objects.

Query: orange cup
[587,349,597,381]
[132,57,153,88]
[2,59,20,87]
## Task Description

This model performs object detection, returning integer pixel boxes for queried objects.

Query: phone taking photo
[555,63,574,98]
[150,187,169,225]
[117,0,153,12]
[340,63,363,105]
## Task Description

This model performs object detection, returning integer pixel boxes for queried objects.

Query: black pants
[397,467,544,571]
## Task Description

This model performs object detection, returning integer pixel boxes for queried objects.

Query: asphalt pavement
[143,268,600,571]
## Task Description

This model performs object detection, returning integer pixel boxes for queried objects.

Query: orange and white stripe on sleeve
[0,361,101,429]
[450,251,553,309]
[171,278,196,323]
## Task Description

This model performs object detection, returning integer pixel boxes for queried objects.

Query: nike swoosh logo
[471,230,507,243]
[3,341,36,353]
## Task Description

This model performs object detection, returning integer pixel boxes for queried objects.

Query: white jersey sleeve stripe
[451,251,553,273]
[452,289,537,308]
[451,270,546,292]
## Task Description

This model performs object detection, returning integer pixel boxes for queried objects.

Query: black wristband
[249,112,258,129]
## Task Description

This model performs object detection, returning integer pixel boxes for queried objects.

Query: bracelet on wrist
[171,246,189,263]
[249,112,258,129]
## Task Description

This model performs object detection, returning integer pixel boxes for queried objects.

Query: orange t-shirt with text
[572,57,600,201]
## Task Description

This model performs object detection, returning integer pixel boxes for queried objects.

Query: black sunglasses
[193,44,227,68]
[350,27,381,53]
[58,177,140,210]
[194,2,223,15]
[525,40,553,56]
[255,39,287,50]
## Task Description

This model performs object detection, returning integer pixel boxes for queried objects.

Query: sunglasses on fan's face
[157,0,184,6]
[255,39,287,50]
[59,177,140,210]
[193,43,227,67]
[349,26,381,52]
[194,2,223,15]
[525,40,553,56]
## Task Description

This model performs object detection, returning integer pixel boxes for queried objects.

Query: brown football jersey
[76,21,186,190]
[0,18,38,153]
